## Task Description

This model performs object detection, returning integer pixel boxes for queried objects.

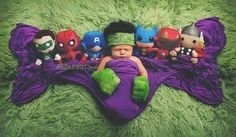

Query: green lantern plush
[33,30,56,65]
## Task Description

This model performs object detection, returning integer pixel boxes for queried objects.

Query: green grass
[0,0,236,137]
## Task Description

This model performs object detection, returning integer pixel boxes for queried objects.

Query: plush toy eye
[192,40,196,43]
[69,40,75,46]
[59,43,64,48]
[149,37,154,42]
[181,37,184,41]
[137,36,143,41]
[46,42,50,47]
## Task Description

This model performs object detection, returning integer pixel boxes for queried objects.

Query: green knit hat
[107,32,134,46]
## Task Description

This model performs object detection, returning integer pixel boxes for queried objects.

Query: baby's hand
[92,68,120,95]
[35,59,42,65]
[132,76,149,102]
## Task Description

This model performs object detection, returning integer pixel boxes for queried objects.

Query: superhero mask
[34,36,55,53]
[55,30,85,63]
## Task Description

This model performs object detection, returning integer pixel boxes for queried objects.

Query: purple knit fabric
[8,17,226,120]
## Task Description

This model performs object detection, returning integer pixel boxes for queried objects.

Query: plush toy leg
[132,76,150,102]
[92,68,120,95]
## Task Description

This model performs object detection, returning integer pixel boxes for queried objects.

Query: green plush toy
[92,68,120,95]
[132,76,149,102]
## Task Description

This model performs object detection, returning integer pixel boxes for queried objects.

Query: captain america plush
[81,31,107,61]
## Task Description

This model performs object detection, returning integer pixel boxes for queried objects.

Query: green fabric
[132,76,149,102]
[107,33,134,46]
[92,68,120,95]
[1,0,236,137]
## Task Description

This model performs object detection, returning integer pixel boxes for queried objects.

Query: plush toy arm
[35,58,42,65]
[191,50,198,64]
[80,55,87,64]
[54,54,62,64]
[75,50,83,55]
[170,47,180,56]
[132,76,149,102]
[92,68,120,95]
[146,47,161,53]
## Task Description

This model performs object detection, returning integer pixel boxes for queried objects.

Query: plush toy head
[55,30,80,52]
[103,20,135,57]
[33,30,55,54]
[81,31,106,52]
[135,24,158,48]
[180,23,205,49]
[154,28,180,51]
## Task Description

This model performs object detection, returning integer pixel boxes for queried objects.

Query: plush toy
[92,21,149,102]
[133,24,158,58]
[147,28,181,59]
[81,31,106,61]
[33,30,57,65]
[170,23,205,63]
[55,29,86,64]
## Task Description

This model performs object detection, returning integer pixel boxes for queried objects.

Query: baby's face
[111,45,133,59]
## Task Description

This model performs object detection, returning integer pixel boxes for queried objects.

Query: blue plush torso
[81,31,106,59]
[87,51,103,58]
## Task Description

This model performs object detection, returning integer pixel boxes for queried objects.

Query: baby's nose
[120,50,125,55]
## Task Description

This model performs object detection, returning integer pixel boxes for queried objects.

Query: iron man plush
[147,28,181,59]
[55,30,86,64]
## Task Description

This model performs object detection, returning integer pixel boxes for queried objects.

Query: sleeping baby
[92,21,149,102]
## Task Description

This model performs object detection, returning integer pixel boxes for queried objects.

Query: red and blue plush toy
[134,24,158,58]
[81,31,106,61]
[55,29,86,64]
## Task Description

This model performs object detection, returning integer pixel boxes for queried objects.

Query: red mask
[154,28,180,51]
[56,30,80,52]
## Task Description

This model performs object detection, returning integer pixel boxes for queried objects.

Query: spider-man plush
[147,28,180,59]
[55,30,86,64]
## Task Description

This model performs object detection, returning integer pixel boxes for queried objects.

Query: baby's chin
[112,55,132,59]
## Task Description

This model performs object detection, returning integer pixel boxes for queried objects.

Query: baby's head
[111,44,133,59]
[104,20,135,58]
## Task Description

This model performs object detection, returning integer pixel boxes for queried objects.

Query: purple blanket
[9,17,226,120]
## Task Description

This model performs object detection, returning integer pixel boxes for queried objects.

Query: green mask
[107,33,134,46]
[35,40,54,51]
